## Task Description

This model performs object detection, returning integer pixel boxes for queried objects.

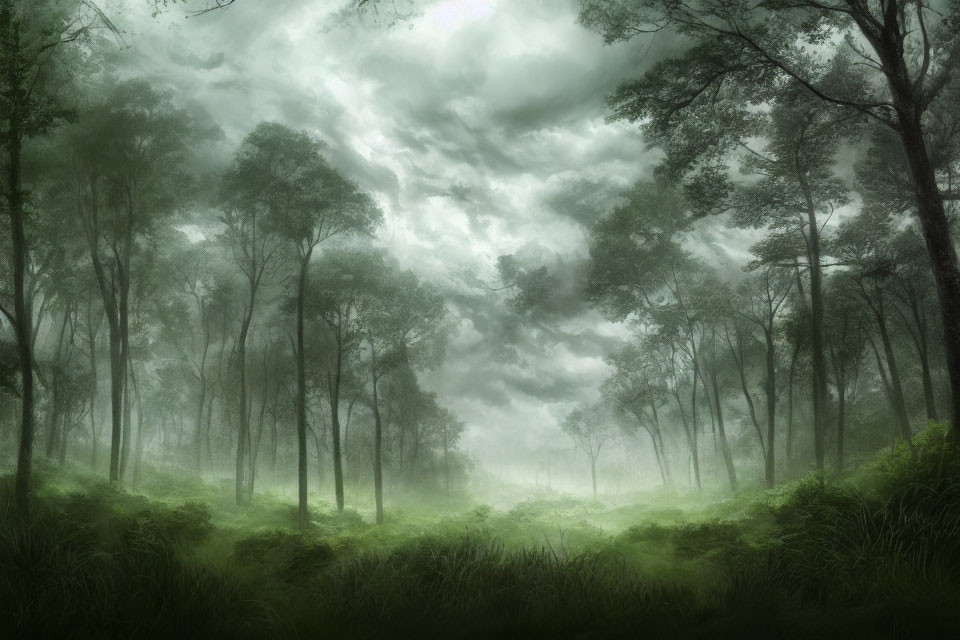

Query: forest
[1,0,960,638]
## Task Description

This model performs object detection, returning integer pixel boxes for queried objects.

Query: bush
[234,530,335,583]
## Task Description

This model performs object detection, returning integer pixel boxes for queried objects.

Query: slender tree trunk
[726,328,766,453]
[651,401,672,487]
[875,308,914,445]
[645,426,667,486]
[370,340,384,525]
[5,28,33,515]
[868,333,902,448]
[248,364,268,499]
[673,392,700,490]
[118,264,131,482]
[800,178,828,471]
[590,455,598,499]
[710,367,737,492]
[918,349,937,424]
[193,309,209,474]
[107,323,123,482]
[131,363,144,490]
[270,391,279,484]
[690,357,700,490]
[236,306,253,505]
[329,321,345,512]
[295,253,311,527]
[87,299,99,470]
[764,325,777,487]
[786,338,800,464]
[837,372,846,473]
[442,429,451,498]
[205,390,216,466]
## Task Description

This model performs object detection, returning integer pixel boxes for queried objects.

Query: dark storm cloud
[117,0,669,467]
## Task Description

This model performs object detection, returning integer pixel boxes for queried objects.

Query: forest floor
[2,426,960,639]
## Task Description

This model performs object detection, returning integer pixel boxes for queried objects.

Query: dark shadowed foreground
[2,424,959,639]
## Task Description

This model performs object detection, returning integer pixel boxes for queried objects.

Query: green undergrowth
[1,424,959,638]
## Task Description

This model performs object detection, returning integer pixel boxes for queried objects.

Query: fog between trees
[1,0,959,522]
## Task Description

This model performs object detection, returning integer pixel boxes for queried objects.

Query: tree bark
[897,117,960,441]
[86,298,99,470]
[236,304,253,505]
[131,363,144,490]
[763,324,777,487]
[370,339,384,525]
[875,304,914,445]
[295,252,311,527]
[590,455,598,499]
[193,304,209,474]
[5,19,33,515]
[837,374,846,473]
[799,176,828,471]
[329,319,345,512]
[710,367,737,492]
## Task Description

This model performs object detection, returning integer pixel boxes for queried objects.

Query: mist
[2,1,960,638]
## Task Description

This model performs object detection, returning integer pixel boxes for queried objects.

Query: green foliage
[0,477,274,638]
[4,440,960,637]
[234,530,335,582]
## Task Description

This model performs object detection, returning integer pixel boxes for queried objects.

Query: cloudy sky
[115,0,748,474]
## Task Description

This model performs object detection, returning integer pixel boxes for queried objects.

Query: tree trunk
[800,178,828,471]
[837,372,846,473]
[118,284,131,482]
[193,308,209,475]
[710,367,737,492]
[875,305,913,445]
[295,253,310,527]
[726,327,766,454]
[87,299,99,470]
[236,306,253,505]
[6,28,33,514]
[590,455,598,499]
[329,321,345,512]
[107,322,123,482]
[690,356,701,490]
[786,338,800,464]
[764,325,777,488]
[651,401,672,487]
[248,363,268,499]
[645,426,667,486]
[673,392,700,490]
[918,348,937,424]
[897,117,960,441]
[868,334,902,449]
[131,363,144,490]
[370,340,384,525]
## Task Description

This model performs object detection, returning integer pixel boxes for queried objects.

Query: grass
[1,425,959,638]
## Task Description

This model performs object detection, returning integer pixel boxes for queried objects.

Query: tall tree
[259,122,382,525]
[732,268,793,486]
[303,248,385,514]
[562,403,616,499]
[67,79,203,483]
[218,123,288,505]
[580,0,960,439]
[604,340,673,487]
[824,276,867,471]
[360,266,446,524]
[0,0,106,515]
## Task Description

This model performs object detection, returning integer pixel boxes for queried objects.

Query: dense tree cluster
[0,0,464,523]
[530,0,960,492]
